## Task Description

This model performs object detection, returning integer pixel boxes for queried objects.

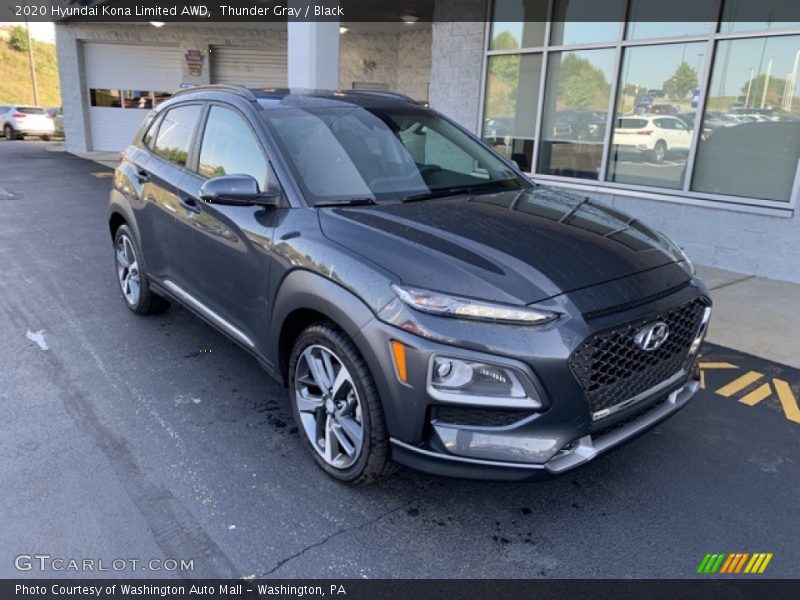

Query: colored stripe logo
[697,553,773,574]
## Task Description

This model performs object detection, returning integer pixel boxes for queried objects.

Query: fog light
[434,358,453,379]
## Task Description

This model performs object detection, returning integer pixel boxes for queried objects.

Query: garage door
[83,43,180,151]
[210,46,287,88]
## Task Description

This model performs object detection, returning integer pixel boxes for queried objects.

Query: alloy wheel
[115,234,141,306]
[294,344,364,469]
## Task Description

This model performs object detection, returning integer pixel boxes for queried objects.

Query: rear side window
[198,106,268,188]
[617,118,647,129]
[153,104,202,167]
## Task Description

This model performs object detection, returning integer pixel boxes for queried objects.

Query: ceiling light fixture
[150,21,165,28]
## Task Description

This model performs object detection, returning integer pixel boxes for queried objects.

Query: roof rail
[347,89,417,103]
[171,84,258,101]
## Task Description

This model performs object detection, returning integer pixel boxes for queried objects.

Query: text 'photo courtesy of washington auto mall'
[0,0,799,599]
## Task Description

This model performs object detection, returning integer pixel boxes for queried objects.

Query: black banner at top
[3,0,800,23]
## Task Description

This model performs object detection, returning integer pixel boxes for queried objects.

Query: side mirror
[199,175,278,207]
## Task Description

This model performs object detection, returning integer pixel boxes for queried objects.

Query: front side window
[607,42,705,188]
[90,89,121,108]
[198,106,268,188]
[153,104,202,168]
[692,35,800,202]
[262,106,524,205]
[538,49,616,179]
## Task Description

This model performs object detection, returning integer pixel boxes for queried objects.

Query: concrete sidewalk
[699,265,800,368]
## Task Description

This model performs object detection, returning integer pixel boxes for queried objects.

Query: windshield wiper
[403,184,519,203]
[313,197,377,208]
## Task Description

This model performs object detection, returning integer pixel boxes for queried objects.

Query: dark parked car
[551,110,606,141]
[109,86,711,484]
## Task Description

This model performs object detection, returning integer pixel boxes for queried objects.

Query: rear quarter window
[617,118,648,129]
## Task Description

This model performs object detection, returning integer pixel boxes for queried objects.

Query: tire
[41,135,51,141]
[113,224,170,315]
[4,124,17,140]
[651,140,667,163]
[288,322,394,485]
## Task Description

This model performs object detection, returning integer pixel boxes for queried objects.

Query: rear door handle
[135,169,150,183]
[179,196,202,213]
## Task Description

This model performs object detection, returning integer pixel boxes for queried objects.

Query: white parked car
[612,115,692,162]
[0,104,56,140]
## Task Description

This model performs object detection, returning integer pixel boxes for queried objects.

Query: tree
[662,62,698,101]
[557,53,610,109]
[8,26,28,52]
[741,73,789,109]
[491,30,520,51]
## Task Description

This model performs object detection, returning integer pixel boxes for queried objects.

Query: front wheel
[288,323,394,485]
[113,224,169,315]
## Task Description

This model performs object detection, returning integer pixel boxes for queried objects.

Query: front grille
[431,405,533,427]
[569,297,708,418]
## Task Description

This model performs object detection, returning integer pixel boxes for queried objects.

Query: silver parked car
[0,104,56,140]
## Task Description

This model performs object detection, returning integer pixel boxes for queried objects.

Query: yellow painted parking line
[773,379,800,424]
[716,371,763,397]
[698,362,739,369]
[740,383,771,406]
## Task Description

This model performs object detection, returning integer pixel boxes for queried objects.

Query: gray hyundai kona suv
[109,86,711,484]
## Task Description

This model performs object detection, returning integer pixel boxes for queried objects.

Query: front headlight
[428,355,543,409]
[391,285,558,326]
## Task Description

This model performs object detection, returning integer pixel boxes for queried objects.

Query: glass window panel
[122,90,153,109]
[153,91,173,107]
[608,42,706,188]
[537,49,616,179]
[550,0,624,46]
[489,0,547,49]
[199,106,269,188]
[482,53,542,171]
[89,89,121,108]
[626,0,716,39]
[692,35,800,202]
[153,104,202,168]
[721,0,800,33]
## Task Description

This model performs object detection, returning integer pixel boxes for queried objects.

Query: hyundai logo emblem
[633,321,669,351]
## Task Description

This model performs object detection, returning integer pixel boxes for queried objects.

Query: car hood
[318,186,690,306]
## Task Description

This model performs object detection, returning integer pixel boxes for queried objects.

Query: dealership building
[55,0,800,282]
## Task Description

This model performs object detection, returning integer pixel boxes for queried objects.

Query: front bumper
[354,278,709,481]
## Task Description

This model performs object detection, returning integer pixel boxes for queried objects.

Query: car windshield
[261,105,525,205]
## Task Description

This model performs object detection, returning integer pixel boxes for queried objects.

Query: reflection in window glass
[89,89,121,108]
[625,0,715,39]
[122,90,153,109]
[608,43,705,188]
[199,106,268,187]
[153,104,202,168]
[153,91,172,107]
[482,54,542,171]
[489,0,547,50]
[537,49,615,179]
[692,35,800,202]
[550,0,624,46]
[720,0,800,33]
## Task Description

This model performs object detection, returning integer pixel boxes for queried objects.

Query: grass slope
[0,36,61,107]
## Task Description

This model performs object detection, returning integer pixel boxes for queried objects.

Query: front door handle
[179,196,201,213]
[135,169,150,183]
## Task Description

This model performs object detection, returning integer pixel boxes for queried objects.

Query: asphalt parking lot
[1,141,799,579]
